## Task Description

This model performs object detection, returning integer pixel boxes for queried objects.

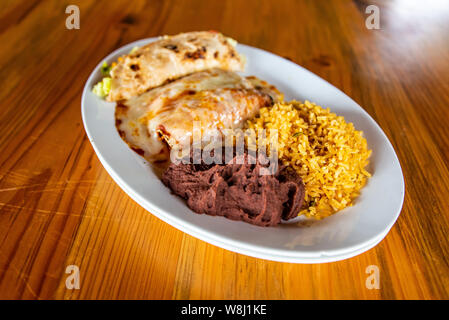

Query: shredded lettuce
[100,61,112,77]
[92,77,111,98]
[93,46,139,99]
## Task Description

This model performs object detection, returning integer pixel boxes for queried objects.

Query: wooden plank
[0,0,448,299]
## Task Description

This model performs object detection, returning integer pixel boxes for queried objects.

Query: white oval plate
[82,38,404,263]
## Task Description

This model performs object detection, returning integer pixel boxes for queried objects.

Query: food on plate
[92,76,111,98]
[93,30,372,226]
[115,68,282,161]
[162,149,305,227]
[107,31,245,101]
[93,50,140,98]
[100,61,113,76]
[246,101,371,219]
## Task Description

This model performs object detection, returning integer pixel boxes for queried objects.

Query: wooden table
[1,0,448,300]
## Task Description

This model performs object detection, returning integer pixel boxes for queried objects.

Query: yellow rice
[246,100,371,219]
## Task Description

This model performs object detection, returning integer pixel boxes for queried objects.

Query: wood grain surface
[0,0,448,300]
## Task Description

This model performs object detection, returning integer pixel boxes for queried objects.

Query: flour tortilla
[108,31,245,101]
[115,69,282,161]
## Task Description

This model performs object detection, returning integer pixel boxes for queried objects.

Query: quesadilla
[115,69,282,161]
[108,31,245,101]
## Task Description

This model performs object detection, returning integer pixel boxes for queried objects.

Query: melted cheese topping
[115,69,281,161]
